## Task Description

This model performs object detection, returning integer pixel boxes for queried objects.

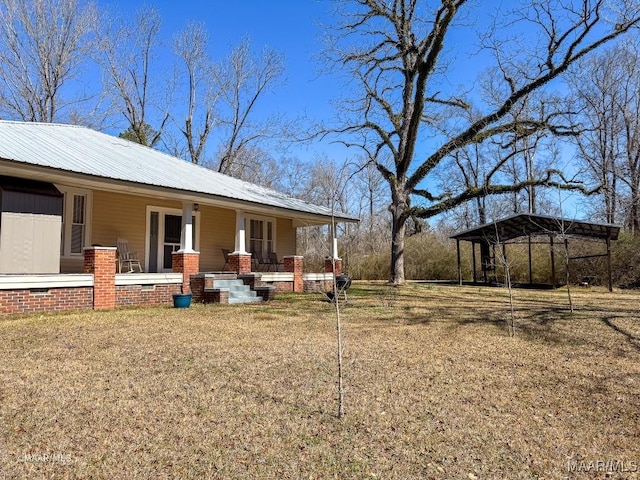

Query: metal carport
[450,213,621,291]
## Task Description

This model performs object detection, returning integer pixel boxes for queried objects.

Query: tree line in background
[2,0,640,288]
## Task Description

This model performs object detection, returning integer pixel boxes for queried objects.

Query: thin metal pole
[456,239,462,286]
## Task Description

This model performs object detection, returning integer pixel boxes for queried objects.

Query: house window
[249,219,264,254]
[247,216,275,255]
[59,188,91,256]
[70,194,86,254]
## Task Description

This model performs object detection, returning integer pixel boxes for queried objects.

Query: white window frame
[145,206,201,272]
[58,186,92,258]
[246,214,276,255]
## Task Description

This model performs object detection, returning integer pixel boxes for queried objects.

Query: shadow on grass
[278,282,640,352]
[600,315,640,350]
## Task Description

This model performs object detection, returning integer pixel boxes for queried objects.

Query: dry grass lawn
[1,282,639,479]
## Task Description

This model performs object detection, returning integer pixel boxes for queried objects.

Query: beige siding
[92,191,241,272]
[59,189,302,273]
[60,257,83,273]
[197,204,236,271]
[91,190,170,255]
[277,217,296,256]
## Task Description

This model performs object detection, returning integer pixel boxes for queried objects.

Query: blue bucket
[173,293,192,308]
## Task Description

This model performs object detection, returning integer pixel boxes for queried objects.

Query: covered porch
[0,121,357,314]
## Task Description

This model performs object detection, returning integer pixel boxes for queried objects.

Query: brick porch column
[172,251,200,294]
[229,252,252,274]
[324,257,343,277]
[284,255,304,293]
[84,247,117,310]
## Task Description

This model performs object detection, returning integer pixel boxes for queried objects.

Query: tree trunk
[389,187,408,284]
[390,212,406,284]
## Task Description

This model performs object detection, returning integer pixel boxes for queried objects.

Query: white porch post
[331,222,339,259]
[234,209,248,254]
[179,202,195,253]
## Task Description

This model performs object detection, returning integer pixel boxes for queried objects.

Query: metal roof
[0,121,358,223]
[450,213,620,243]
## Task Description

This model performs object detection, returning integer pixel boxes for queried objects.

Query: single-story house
[0,121,358,314]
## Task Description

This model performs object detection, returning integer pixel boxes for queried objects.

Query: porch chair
[116,238,143,273]
[221,248,231,270]
[267,252,284,272]
[251,250,268,271]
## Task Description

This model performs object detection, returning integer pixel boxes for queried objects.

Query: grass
[1,282,639,479]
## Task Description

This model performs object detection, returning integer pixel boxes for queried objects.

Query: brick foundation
[0,287,93,314]
[115,284,180,307]
[303,279,333,293]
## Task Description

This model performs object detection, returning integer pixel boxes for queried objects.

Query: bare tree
[173,22,223,164]
[618,43,640,232]
[354,157,388,240]
[216,37,285,175]
[216,144,282,188]
[96,5,172,147]
[0,0,97,123]
[325,0,640,284]
[572,41,640,231]
[570,46,625,224]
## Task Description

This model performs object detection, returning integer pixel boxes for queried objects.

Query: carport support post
[607,236,613,292]
[528,236,533,285]
[471,241,477,284]
[502,242,508,284]
[550,235,556,288]
[456,239,462,286]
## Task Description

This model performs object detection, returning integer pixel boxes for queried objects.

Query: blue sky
[97,0,339,147]
[93,0,505,164]
[92,1,591,217]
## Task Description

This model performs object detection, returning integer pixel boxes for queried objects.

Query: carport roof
[450,213,621,243]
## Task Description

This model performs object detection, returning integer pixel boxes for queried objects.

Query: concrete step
[229,295,262,304]
[208,278,261,304]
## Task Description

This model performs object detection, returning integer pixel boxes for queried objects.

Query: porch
[0,248,342,315]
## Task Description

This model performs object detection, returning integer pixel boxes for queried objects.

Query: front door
[146,207,199,273]
[162,214,182,270]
